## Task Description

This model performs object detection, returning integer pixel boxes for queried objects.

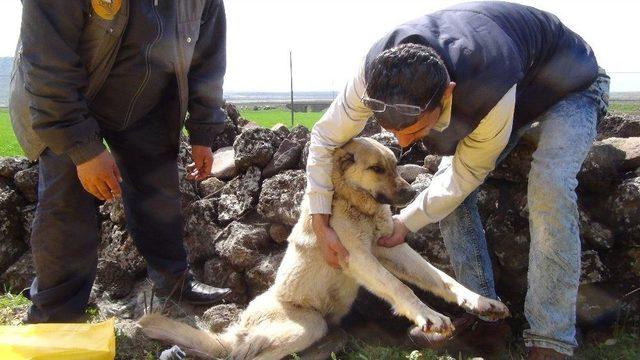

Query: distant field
[240,108,324,129]
[0,109,22,157]
[1,101,638,158]
[609,101,640,115]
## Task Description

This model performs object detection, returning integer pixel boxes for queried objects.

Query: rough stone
[233,128,277,170]
[13,166,38,203]
[218,166,261,223]
[99,223,146,277]
[490,142,534,183]
[597,113,640,140]
[423,154,442,174]
[96,259,136,299]
[203,257,249,304]
[262,139,305,178]
[245,252,285,296]
[0,252,34,293]
[579,208,615,250]
[601,137,640,171]
[486,211,530,272]
[100,198,126,225]
[0,188,27,274]
[184,198,222,264]
[225,103,241,124]
[197,177,225,198]
[271,123,290,139]
[269,223,291,244]
[257,170,306,226]
[357,117,382,137]
[211,121,240,152]
[580,250,609,284]
[19,204,36,244]
[397,164,428,183]
[214,221,271,270]
[370,131,401,159]
[398,142,429,166]
[578,142,626,192]
[410,173,433,194]
[605,176,640,244]
[298,141,310,170]
[0,156,30,180]
[211,147,238,180]
[202,303,242,332]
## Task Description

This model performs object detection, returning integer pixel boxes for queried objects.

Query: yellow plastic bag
[0,318,115,360]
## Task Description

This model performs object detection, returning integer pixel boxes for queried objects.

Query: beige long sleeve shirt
[306,63,516,232]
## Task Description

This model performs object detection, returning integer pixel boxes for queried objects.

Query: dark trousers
[28,114,187,322]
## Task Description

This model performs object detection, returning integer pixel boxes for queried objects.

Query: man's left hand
[378,217,411,247]
[187,145,214,180]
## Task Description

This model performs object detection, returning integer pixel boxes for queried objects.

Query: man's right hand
[76,150,122,201]
[312,214,349,269]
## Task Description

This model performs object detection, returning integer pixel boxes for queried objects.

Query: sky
[1,0,638,92]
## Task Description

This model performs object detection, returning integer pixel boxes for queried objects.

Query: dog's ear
[335,148,355,172]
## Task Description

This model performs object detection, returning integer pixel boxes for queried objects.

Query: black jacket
[11,0,227,163]
[365,1,598,154]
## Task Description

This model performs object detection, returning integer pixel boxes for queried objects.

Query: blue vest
[365,1,598,154]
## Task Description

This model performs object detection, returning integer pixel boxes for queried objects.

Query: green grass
[609,101,640,115]
[0,109,24,157]
[240,108,324,129]
[0,292,30,325]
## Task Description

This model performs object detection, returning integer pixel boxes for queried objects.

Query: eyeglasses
[361,89,438,117]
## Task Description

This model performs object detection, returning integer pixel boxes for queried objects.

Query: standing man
[10,0,231,323]
[306,2,609,358]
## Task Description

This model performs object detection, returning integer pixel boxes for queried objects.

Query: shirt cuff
[66,138,106,165]
[397,201,432,233]
[308,192,333,214]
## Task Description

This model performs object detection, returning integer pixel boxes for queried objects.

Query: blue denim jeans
[438,70,609,355]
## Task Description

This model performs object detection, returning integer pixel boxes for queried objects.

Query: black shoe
[22,305,90,324]
[155,274,231,306]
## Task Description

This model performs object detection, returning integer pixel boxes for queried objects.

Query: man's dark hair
[366,43,449,130]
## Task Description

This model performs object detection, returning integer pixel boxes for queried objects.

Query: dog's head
[332,138,417,207]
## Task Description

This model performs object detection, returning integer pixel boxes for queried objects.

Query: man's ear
[335,148,355,173]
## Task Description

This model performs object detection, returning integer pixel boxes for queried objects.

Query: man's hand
[312,214,349,269]
[76,150,122,201]
[187,145,214,180]
[378,216,411,247]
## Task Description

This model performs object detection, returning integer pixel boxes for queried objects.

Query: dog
[139,137,509,360]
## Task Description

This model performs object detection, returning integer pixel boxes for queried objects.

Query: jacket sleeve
[306,61,372,214]
[186,0,227,147]
[397,85,516,232]
[21,0,105,164]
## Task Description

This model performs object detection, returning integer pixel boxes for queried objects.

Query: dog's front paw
[415,308,454,336]
[463,296,510,321]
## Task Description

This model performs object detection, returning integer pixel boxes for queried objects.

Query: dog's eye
[369,166,385,174]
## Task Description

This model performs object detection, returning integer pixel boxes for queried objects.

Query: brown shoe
[527,346,570,360]
[408,313,511,354]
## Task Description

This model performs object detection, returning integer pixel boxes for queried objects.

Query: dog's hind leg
[373,243,509,320]
[230,307,328,360]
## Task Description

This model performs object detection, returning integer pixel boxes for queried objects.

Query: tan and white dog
[139,137,509,360]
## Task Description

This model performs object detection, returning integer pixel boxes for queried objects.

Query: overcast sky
[1,0,638,92]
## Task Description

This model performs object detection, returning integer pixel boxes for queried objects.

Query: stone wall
[1,106,639,335]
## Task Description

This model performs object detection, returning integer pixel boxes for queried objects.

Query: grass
[609,101,640,115]
[0,292,30,325]
[0,108,23,157]
[239,108,324,129]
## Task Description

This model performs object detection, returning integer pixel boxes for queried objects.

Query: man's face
[385,107,442,148]
[382,81,455,148]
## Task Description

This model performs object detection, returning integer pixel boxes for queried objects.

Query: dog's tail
[138,313,232,359]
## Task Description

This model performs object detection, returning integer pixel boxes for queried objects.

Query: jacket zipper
[122,0,163,128]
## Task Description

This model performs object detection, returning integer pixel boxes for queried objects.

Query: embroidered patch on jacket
[91,0,122,20]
